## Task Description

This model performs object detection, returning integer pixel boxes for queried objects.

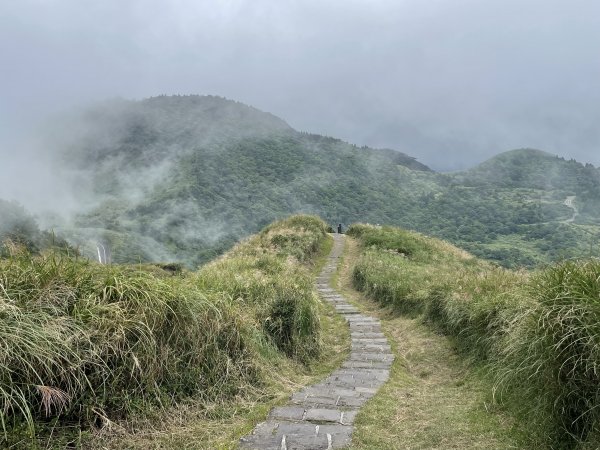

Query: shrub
[347,224,428,258]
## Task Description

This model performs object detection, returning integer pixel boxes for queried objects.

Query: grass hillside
[348,223,600,449]
[0,215,336,448]
[33,95,600,269]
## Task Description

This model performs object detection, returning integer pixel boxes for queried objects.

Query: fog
[1,0,599,192]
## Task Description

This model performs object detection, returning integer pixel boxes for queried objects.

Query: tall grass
[348,223,600,448]
[0,215,328,446]
[196,215,327,363]
[499,260,600,446]
[0,248,258,444]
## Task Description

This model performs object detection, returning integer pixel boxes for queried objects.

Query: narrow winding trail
[239,234,393,449]
[564,195,579,223]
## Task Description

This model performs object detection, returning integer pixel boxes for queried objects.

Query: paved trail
[239,234,393,449]
[564,195,579,223]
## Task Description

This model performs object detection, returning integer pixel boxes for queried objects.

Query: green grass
[497,260,600,447]
[0,215,332,448]
[348,223,600,449]
[336,235,524,449]
[352,318,522,449]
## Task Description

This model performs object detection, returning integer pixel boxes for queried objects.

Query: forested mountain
[18,95,600,268]
[443,149,600,265]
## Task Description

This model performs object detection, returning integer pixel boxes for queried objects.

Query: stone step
[342,360,393,369]
[350,331,386,338]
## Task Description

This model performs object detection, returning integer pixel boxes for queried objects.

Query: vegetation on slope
[42,95,599,269]
[348,223,600,448]
[335,237,523,449]
[446,148,600,267]
[0,215,329,448]
[50,95,436,268]
[0,200,72,256]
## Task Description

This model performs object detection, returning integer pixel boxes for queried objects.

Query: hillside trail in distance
[239,234,393,449]
[564,195,579,223]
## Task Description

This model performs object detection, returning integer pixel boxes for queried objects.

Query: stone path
[239,234,393,449]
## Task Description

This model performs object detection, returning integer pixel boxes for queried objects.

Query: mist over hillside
[0,200,72,256]
[3,95,600,268]
[37,95,435,266]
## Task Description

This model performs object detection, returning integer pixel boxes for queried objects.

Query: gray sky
[1,0,599,171]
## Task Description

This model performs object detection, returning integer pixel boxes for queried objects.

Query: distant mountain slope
[0,200,71,255]
[53,95,438,265]
[451,148,600,220]
[454,148,600,193]
[39,95,600,268]
[445,149,600,265]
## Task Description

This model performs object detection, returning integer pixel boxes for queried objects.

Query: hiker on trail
[337,223,343,234]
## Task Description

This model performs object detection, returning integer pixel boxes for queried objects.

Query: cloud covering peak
[1,0,599,171]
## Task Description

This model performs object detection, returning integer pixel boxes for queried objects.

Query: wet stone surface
[239,234,393,449]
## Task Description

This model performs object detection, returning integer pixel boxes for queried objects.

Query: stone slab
[304,408,342,423]
[270,406,306,421]
[341,410,358,425]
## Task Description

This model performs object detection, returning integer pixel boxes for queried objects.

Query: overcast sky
[1,0,599,171]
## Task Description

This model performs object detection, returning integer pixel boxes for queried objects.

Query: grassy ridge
[0,215,328,447]
[348,223,600,448]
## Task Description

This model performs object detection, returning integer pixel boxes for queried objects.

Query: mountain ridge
[3,95,599,268]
